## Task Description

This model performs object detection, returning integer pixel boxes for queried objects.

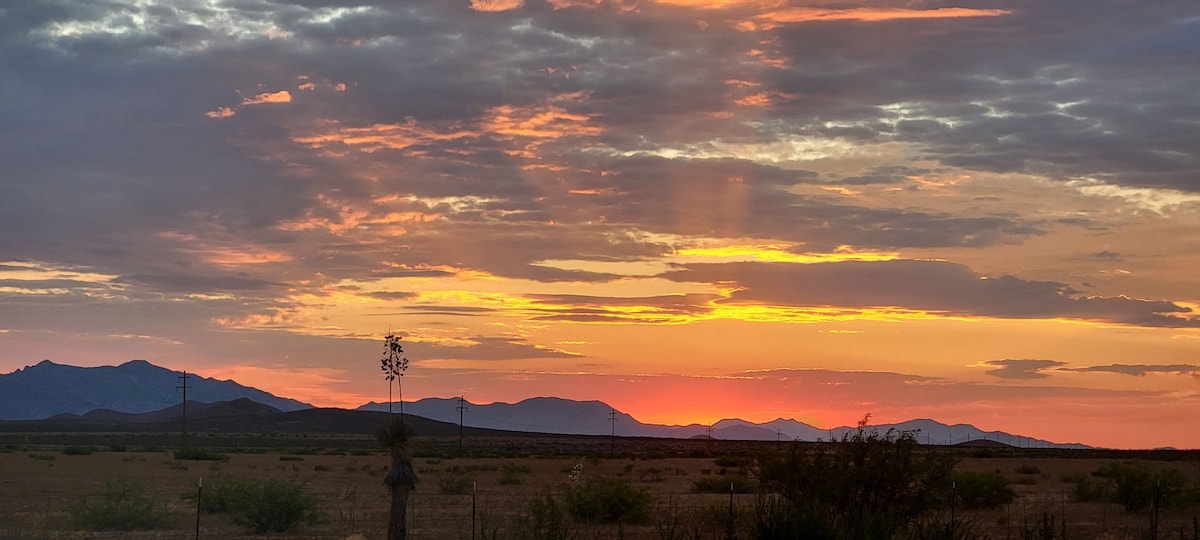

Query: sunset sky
[2,0,1199,449]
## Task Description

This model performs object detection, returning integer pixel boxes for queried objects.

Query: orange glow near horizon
[746,7,1010,30]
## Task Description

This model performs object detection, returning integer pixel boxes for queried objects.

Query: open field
[0,434,1197,539]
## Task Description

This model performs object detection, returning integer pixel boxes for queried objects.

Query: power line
[609,408,617,454]
[456,396,468,453]
[176,371,191,447]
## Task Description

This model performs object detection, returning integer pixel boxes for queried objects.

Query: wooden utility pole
[177,371,191,446]
[609,408,618,454]
[456,396,468,452]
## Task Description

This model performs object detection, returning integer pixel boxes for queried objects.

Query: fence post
[195,477,203,540]
[472,481,477,540]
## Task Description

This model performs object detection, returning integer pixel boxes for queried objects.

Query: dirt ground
[0,438,1196,539]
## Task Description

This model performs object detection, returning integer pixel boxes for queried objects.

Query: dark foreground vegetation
[1,423,1198,539]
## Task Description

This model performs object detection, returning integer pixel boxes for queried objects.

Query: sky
[2,0,1199,449]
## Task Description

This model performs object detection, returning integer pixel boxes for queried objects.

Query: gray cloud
[662,260,1200,328]
[418,336,583,361]
[1066,364,1200,377]
[979,359,1068,380]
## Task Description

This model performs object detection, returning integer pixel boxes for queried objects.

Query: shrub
[28,453,56,461]
[952,471,1016,509]
[439,472,474,494]
[754,416,956,539]
[518,492,573,540]
[693,475,757,494]
[1093,462,1188,511]
[1015,463,1041,475]
[108,444,128,452]
[228,478,319,533]
[174,448,228,461]
[186,476,319,533]
[279,455,304,462]
[714,456,750,468]
[63,445,94,455]
[564,477,654,523]
[72,478,168,530]
[499,463,528,485]
[1068,475,1109,502]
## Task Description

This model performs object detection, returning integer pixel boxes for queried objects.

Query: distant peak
[120,359,154,367]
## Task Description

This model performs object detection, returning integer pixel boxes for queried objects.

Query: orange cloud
[205,107,235,119]
[292,119,479,154]
[470,0,524,11]
[242,90,293,105]
[485,104,601,139]
[655,0,782,8]
[747,7,1009,30]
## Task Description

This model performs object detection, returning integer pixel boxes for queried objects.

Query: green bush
[63,445,94,455]
[174,448,228,461]
[229,478,319,533]
[72,478,168,530]
[186,476,319,532]
[564,477,654,523]
[952,471,1016,509]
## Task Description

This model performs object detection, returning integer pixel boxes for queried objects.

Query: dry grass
[0,438,1196,539]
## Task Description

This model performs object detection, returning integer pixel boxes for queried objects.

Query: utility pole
[177,371,191,447]
[609,408,618,454]
[776,427,782,444]
[456,396,468,453]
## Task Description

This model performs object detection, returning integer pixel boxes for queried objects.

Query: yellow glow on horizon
[674,244,899,263]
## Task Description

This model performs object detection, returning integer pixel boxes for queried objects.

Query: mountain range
[0,360,310,419]
[0,360,1087,448]
[358,398,1086,448]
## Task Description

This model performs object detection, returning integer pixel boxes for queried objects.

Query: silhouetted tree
[377,417,417,540]
[380,332,409,416]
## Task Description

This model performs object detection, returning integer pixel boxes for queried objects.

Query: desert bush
[1015,463,1041,475]
[174,448,228,461]
[1067,474,1110,502]
[564,476,653,523]
[108,444,127,452]
[186,475,319,532]
[499,463,529,485]
[439,472,474,494]
[279,455,304,462]
[63,445,94,455]
[754,416,956,539]
[714,455,750,468]
[28,453,56,461]
[1093,462,1189,511]
[693,474,757,494]
[72,478,168,531]
[228,478,320,533]
[951,471,1016,509]
[517,492,574,540]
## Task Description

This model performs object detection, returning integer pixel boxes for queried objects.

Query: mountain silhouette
[0,360,311,420]
[359,398,1088,449]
